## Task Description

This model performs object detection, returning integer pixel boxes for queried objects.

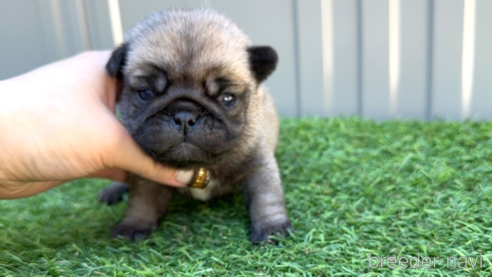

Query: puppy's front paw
[98,182,129,205]
[110,220,157,241]
[250,220,294,243]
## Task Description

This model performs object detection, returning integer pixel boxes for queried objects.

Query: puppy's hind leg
[98,182,129,205]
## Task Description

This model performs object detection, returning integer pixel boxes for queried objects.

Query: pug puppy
[99,8,292,243]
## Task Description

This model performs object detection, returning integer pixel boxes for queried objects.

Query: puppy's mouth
[143,140,221,168]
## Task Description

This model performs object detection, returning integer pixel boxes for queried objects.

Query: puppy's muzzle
[167,100,201,134]
[173,111,196,133]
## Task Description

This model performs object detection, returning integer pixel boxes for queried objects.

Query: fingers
[75,51,193,187]
[107,131,194,187]
[75,51,119,111]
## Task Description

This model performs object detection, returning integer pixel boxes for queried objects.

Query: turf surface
[2,117,492,276]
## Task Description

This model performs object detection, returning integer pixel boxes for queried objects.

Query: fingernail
[175,170,194,185]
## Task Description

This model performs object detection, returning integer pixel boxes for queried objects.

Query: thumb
[108,131,194,187]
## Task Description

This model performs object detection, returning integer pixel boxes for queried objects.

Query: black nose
[173,112,196,132]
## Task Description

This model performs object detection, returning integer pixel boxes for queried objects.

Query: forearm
[0,181,62,199]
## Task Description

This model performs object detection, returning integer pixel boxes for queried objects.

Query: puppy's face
[106,10,277,168]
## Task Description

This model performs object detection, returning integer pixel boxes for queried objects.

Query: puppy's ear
[106,43,128,79]
[247,46,278,83]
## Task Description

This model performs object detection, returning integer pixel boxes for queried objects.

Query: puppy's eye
[137,89,155,101]
[219,93,236,107]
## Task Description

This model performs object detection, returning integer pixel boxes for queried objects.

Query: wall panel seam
[292,0,302,117]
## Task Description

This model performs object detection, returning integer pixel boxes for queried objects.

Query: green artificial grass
[2,117,492,276]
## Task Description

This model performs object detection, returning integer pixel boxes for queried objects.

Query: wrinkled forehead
[124,27,252,84]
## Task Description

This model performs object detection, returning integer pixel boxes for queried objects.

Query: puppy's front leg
[111,177,173,240]
[243,152,292,243]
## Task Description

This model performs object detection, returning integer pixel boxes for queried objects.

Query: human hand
[0,51,193,199]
